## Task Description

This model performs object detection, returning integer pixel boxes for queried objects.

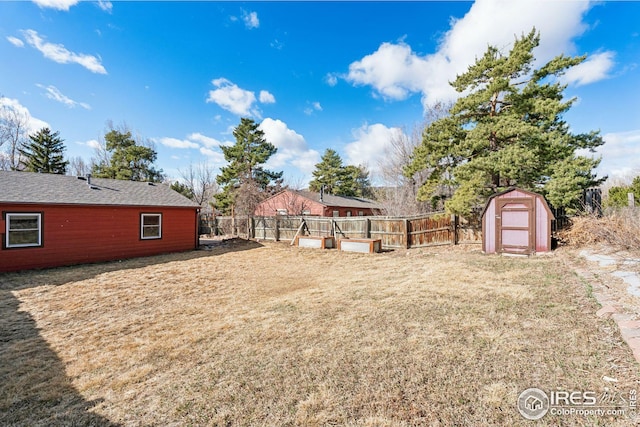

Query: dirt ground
[1,240,639,426]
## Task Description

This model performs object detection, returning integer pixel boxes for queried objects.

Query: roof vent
[147,182,155,186]
[77,176,87,181]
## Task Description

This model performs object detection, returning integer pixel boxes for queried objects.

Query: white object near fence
[337,238,382,253]
[296,236,335,249]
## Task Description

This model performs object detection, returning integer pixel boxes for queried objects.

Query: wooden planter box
[337,238,382,254]
[296,235,335,249]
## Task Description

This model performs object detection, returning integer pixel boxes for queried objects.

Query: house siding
[255,190,379,217]
[254,191,325,216]
[0,204,198,272]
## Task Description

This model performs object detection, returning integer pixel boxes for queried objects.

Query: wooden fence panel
[457,215,482,244]
[333,218,368,239]
[303,217,333,237]
[199,214,249,237]
[369,218,406,248]
[200,213,482,248]
[253,216,278,240]
[409,214,454,247]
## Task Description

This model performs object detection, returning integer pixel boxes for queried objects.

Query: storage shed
[481,187,554,255]
[0,171,200,272]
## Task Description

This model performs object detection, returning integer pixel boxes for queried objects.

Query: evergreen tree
[607,176,640,208]
[215,118,283,215]
[19,127,68,174]
[309,149,372,198]
[92,129,163,182]
[308,149,344,194]
[337,165,372,198]
[171,181,195,200]
[406,29,605,215]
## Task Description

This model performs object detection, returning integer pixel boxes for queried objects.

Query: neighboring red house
[255,189,382,217]
[481,187,554,255]
[0,171,200,272]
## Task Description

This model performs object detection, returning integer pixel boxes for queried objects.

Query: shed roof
[294,190,382,209]
[0,171,199,208]
[480,187,554,219]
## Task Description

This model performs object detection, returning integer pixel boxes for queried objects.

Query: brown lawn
[0,240,638,426]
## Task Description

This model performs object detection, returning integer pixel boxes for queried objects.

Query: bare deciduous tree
[67,156,91,176]
[377,102,454,216]
[177,162,219,209]
[0,99,30,170]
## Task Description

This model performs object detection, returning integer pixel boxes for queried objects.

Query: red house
[254,189,382,217]
[0,171,200,272]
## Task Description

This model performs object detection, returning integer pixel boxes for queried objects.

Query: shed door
[496,198,534,255]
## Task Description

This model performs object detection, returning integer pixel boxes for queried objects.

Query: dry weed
[562,208,640,250]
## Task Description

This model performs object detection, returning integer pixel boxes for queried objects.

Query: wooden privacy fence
[200,212,482,249]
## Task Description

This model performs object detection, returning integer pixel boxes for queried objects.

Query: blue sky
[1,0,639,186]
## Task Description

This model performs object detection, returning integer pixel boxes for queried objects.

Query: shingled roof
[0,171,199,208]
[294,190,382,209]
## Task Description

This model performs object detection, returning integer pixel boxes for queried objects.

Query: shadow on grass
[0,237,263,425]
[0,288,120,426]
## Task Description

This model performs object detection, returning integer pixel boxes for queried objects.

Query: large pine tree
[215,118,283,215]
[308,149,344,194]
[406,29,605,215]
[19,127,68,174]
[309,149,372,198]
[92,129,163,182]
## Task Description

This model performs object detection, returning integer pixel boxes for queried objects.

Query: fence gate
[496,198,534,255]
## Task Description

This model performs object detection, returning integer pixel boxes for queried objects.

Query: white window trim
[141,213,162,240]
[6,213,42,248]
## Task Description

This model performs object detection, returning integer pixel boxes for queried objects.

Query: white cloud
[21,29,107,74]
[32,0,79,11]
[7,36,24,48]
[344,123,404,169]
[304,101,323,116]
[562,51,615,86]
[583,130,640,180]
[199,147,226,165]
[85,139,101,150]
[188,132,231,148]
[206,78,258,117]
[97,0,112,13]
[37,84,91,110]
[243,10,260,29]
[157,137,200,149]
[325,73,339,87]
[0,97,50,134]
[345,0,603,111]
[259,118,320,175]
[259,90,276,104]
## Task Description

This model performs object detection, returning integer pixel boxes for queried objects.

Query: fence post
[452,214,459,245]
[404,218,410,249]
[249,217,255,239]
[365,217,371,239]
[275,217,280,242]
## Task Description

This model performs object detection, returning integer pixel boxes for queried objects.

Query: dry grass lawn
[1,240,639,426]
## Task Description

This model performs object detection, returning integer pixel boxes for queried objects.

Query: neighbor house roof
[294,190,382,210]
[0,171,200,208]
